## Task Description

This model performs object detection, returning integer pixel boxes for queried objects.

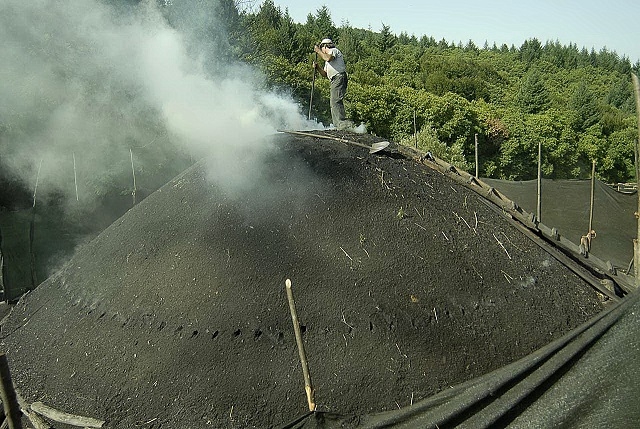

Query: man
[313,38,353,130]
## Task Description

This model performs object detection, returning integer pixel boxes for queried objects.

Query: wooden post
[589,160,596,233]
[73,152,79,202]
[474,133,479,178]
[32,159,43,209]
[0,354,23,429]
[632,73,640,285]
[413,110,418,149]
[308,53,317,120]
[536,140,542,222]
[130,148,137,206]
[285,279,315,411]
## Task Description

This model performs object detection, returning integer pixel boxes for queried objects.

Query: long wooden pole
[73,152,79,202]
[475,133,479,178]
[631,73,640,286]
[0,354,23,429]
[414,110,418,149]
[32,159,43,209]
[589,160,596,233]
[537,140,542,222]
[285,279,315,411]
[308,53,317,120]
[130,148,136,206]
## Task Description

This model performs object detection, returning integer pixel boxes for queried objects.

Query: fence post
[536,140,542,222]
[475,133,479,178]
[632,73,640,286]
[589,160,595,233]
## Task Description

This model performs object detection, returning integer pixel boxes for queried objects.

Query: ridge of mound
[0,131,604,428]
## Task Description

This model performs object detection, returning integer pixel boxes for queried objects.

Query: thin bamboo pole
[536,141,542,222]
[475,133,479,178]
[631,72,640,285]
[308,53,317,120]
[73,152,79,202]
[285,279,315,411]
[33,159,43,208]
[130,148,136,206]
[414,110,418,149]
[589,160,595,233]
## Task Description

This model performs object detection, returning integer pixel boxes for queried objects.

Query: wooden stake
[631,72,640,287]
[413,110,418,149]
[474,133,479,178]
[0,354,22,429]
[73,152,79,202]
[32,158,43,208]
[589,160,595,233]
[129,148,137,206]
[285,279,315,411]
[536,140,542,222]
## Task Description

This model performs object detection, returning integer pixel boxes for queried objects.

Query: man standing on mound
[314,38,354,130]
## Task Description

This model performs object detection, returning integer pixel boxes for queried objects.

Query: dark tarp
[481,178,636,271]
[280,289,640,428]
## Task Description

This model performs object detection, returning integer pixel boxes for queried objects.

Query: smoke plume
[0,0,319,206]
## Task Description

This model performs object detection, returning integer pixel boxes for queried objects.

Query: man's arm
[313,62,327,78]
[314,45,334,62]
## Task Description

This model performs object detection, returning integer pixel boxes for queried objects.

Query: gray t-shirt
[324,47,346,79]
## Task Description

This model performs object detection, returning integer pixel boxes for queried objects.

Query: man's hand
[312,61,327,78]
[313,45,321,54]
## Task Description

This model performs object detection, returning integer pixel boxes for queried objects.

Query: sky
[270,1,640,63]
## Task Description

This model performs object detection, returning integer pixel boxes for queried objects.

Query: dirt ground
[0,130,606,428]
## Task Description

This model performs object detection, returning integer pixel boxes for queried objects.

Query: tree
[569,80,600,131]
[605,76,635,113]
[376,23,396,52]
[399,125,472,171]
[520,38,542,63]
[305,6,337,41]
[231,4,636,182]
[515,68,549,114]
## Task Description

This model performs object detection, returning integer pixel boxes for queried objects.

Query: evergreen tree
[569,81,600,131]
[515,68,549,114]
[377,23,396,52]
[306,6,337,41]
[520,38,542,63]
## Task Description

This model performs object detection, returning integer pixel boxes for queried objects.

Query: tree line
[218,0,639,184]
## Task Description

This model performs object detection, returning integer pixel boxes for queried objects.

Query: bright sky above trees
[270,1,640,63]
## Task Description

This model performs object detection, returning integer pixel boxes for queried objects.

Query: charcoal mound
[0,131,605,428]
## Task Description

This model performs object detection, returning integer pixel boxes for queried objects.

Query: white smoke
[0,0,319,204]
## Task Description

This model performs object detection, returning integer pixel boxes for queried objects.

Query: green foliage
[305,6,337,41]
[377,24,396,52]
[515,68,549,114]
[420,50,502,101]
[399,125,472,172]
[209,2,638,184]
[347,83,400,137]
[599,126,637,182]
[423,92,476,147]
[568,80,601,131]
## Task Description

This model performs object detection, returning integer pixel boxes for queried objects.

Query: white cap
[320,38,333,45]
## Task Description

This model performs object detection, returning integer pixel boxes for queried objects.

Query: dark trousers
[330,72,348,129]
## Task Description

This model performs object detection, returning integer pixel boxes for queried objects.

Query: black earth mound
[0,131,605,428]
